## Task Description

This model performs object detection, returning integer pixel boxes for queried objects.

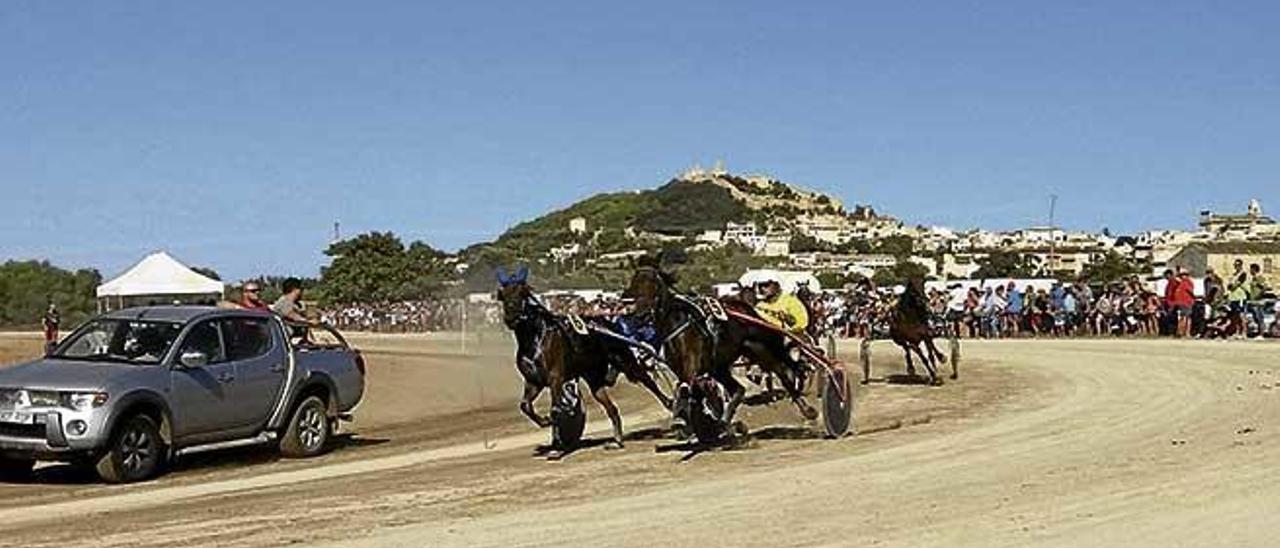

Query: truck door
[221,317,287,428]
[170,319,241,437]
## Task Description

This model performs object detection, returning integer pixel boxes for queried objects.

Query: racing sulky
[496,266,671,452]
[623,257,818,445]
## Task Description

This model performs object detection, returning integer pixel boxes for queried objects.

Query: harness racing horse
[623,263,818,444]
[496,267,671,450]
[878,277,956,386]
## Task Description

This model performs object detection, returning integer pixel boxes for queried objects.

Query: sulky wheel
[551,381,587,450]
[821,367,854,438]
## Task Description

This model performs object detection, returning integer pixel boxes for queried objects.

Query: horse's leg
[519,381,551,427]
[913,342,940,385]
[591,386,625,448]
[718,368,747,426]
[636,371,673,410]
[706,340,742,426]
[544,336,574,453]
[902,344,916,377]
[749,341,817,421]
[619,351,672,410]
[777,338,811,394]
[923,334,946,364]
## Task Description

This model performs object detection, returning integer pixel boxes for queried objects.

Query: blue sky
[2,1,1277,280]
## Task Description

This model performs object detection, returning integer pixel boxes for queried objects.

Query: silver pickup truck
[0,306,365,483]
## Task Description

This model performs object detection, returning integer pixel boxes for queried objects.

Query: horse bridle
[505,288,551,383]
[633,267,718,354]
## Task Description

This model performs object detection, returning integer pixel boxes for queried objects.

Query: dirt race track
[0,332,1277,547]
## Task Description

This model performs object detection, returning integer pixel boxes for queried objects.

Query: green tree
[973,251,1038,279]
[836,239,873,254]
[636,180,750,234]
[816,271,857,289]
[872,261,930,287]
[875,235,915,258]
[0,261,102,328]
[319,232,453,304]
[789,232,835,253]
[1080,251,1141,284]
[670,244,774,292]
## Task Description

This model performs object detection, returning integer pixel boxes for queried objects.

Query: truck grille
[0,389,19,408]
[0,423,45,440]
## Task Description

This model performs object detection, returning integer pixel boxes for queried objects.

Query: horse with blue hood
[495,265,671,451]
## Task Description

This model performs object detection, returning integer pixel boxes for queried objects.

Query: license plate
[0,411,34,425]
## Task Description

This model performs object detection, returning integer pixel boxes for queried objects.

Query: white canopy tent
[96,252,225,311]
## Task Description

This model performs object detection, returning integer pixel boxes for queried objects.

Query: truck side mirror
[179,350,209,369]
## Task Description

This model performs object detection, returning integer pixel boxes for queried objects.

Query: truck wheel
[0,456,35,482]
[95,414,166,484]
[280,396,330,458]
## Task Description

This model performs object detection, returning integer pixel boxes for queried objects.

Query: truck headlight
[62,392,109,411]
[27,390,62,407]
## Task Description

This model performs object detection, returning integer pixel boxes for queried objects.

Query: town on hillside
[530,167,1278,290]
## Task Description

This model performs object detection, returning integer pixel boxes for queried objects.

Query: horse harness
[660,293,725,353]
[514,294,618,387]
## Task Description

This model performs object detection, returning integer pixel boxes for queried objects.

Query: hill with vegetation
[456,170,867,291]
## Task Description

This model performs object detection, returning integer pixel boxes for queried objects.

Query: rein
[644,270,719,355]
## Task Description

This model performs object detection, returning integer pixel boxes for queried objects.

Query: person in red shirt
[1167,268,1196,337]
[41,302,60,350]
[238,282,270,311]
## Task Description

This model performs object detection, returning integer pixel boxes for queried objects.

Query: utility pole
[1048,194,1058,275]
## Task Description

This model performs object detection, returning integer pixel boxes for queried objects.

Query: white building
[724,221,759,243]
[548,243,581,262]
[568,217,587,235]
[939,252,986,279]
[696,229,724,244]
[761,229,792,257]
[796,216,855,245]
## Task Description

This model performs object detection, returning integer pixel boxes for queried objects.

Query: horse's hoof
[801,407,819,421]
[606,440,625,450]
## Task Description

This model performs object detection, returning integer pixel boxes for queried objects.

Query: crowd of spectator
[772,269,1278,342]
[827,263,1277,341]
[320,299,501,333]
[316,261,1276,341]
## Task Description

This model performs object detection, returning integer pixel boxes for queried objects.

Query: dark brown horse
[623,264,817,443]
[496,269,670,449]
[883,277,955,385]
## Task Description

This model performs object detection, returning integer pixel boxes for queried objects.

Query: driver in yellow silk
[755,280,809,336]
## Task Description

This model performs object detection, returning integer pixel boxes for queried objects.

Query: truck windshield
[54,319,183,365]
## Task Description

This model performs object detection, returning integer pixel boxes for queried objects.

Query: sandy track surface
[1,334,1276,547]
